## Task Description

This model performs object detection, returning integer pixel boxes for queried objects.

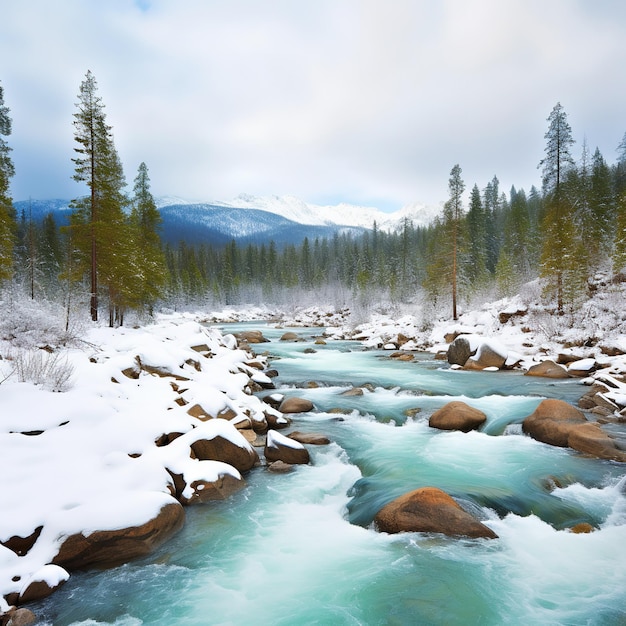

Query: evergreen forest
[2,73,626,326]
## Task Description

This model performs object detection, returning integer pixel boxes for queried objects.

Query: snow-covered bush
[12,348,75,392]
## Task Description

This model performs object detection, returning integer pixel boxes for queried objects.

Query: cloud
[2,0,626,210]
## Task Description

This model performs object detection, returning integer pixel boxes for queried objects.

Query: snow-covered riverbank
[2,278,626,622]
[0,313,278,620]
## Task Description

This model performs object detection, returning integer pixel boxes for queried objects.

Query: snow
[0,315,271,604]
[266,430,305,450]
[2,277,626,611]
[211,193,441,231]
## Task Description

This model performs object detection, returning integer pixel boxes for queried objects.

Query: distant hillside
[12,199,366,246]
[157,203,364,246]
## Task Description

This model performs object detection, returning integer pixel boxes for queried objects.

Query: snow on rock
[264,429,310,465]
[0,315,274,607]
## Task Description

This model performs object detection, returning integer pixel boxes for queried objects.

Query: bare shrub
[12,349,75,392]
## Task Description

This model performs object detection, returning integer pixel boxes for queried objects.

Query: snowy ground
[2,277,626,616]
[0,310,274,614]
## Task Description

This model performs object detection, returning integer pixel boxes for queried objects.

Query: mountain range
[13,194,442,246]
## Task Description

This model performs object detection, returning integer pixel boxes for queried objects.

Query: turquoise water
[31,323,626,625]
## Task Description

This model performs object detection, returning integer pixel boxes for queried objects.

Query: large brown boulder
[190,432,259,472]
[465,343,507,370]
[447,336,474,366]
[429,401,487,432]
[52,499,185,571]
[522,399,586,446]
[278,397,314,414]
[525,360,569,379]
[374,487,498,539]
[264,430,310,465]
[522,399,587,447]
[522,399,626,462]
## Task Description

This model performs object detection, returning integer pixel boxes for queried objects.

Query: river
[31,323,626,625]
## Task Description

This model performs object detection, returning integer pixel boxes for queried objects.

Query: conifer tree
[0,81,16,282]
[129,162,166,313]
[613,192,626,276]
[538,102,577,313]
[70,70,129,322]
[425,164,466,319]
[466,183,488,283]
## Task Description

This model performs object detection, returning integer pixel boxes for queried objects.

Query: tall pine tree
[70,70,129,322]
[538,102,578,313]
[0,81,16,282]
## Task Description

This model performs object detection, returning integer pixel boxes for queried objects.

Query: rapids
[30,323,626,625]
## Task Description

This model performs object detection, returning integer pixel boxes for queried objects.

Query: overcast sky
[2,0,626,211]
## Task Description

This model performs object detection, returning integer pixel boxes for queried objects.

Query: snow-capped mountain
[213,193,442,231]
[14,194,441,246]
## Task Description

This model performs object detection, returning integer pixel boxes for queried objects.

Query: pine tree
[483,176,502,274]
[538,102,577,313]
[502,186,532,280]
[426,164,466,320]
[613,192,626,276]
[0,81,16,282]
[129,162,166,314]
[70,71,131,323]
[466,183,488,283]
[587,147,614,271]
[539,102,575,197]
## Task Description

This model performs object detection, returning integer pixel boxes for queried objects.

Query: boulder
[522,399,587,447]
[567,422,626,462]
[52,500,185,571]
[447,336,473,366]
[525,360,569,379]
[267,460,294,473]
[280,332,299,341]
[374,487,498,539]
[264,430,310,465]
[4,608,37,626]
[18,564,69,603]
[465,342,507,370]
[278,397,314,414]
[190,433,259,472]
[341,387,364,397]
[235,330,269,344]
[1,526,43,556]
[177,474,245,505]
[522,399,626,462]
[429,401,487,432]
[287,431,331,445]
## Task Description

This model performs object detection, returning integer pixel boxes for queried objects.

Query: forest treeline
[1,73,626,325]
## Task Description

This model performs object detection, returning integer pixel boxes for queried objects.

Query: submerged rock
[429,401,487,432]
[374,487,498,539]
[287,431,331,445]
[3,607,37,626]
[278,397,314,413]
